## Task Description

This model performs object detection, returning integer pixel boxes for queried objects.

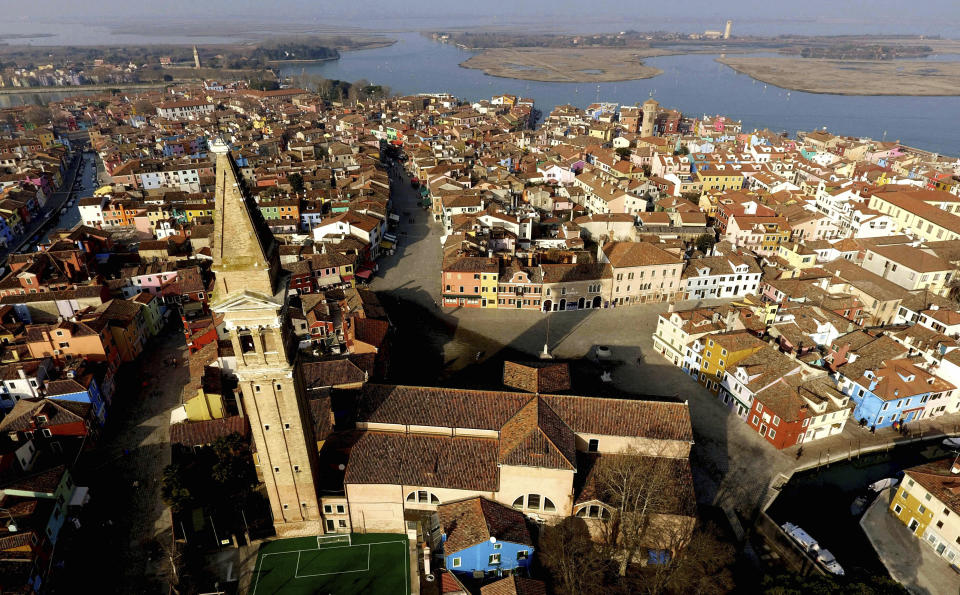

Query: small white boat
[943,437,960,450]
[869,478,900,492]
[816,549,845,576]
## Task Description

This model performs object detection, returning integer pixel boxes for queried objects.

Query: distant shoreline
[0,82,168,96]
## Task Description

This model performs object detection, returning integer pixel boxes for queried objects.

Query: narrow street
[0,148,86,260]
[50,325,190,594]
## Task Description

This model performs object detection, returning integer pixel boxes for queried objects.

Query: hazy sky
[4,0,960,36]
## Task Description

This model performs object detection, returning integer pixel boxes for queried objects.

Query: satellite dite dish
[489,536,497,543]
[338,464,346,471]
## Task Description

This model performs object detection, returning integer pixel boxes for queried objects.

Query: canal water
[281,32,960,156]
[766,439,956,578]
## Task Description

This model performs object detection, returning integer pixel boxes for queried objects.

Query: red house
[0,398,94,442]
[746,381,809,450]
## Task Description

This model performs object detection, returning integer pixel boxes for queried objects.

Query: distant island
[719,56,960,96]
[460,48,668,83]
[434,30,960,94]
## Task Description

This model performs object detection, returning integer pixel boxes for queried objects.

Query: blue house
[842,358,952,429]
[438,497,533,578]
[44,374,106,425]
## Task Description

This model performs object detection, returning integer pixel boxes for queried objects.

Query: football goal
[317,534,352,547]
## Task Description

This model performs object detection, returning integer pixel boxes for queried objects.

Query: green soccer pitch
[250,533,410,595]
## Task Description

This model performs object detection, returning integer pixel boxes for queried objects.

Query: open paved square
[251,534,410,595]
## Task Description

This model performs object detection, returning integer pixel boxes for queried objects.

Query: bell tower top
[209,143,281,304]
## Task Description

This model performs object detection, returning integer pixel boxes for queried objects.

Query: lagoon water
[282,33,960,156]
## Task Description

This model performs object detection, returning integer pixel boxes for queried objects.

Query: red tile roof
[438,496,532,554]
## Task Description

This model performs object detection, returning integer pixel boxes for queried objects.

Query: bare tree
[627,520,735,595]
[593,448,692,577]
[538,517,606,595]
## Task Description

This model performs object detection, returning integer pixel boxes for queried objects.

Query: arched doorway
[559,299,566,311]
[577,297,585,309]
[593,296,602,308]
[542,299,552,312]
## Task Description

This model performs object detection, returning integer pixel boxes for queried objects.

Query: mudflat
[460,47,670,82]
[718,56,960,96]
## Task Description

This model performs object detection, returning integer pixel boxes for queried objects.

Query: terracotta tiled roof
[344,432,499,491]
[438,496,532,554]
[498,398,576,471]
[904,458,960,515]
[502,361,571,394]
[358,385,529,431]
[602,241,682,268]
[169,415,248,447]
[309,397,334,443]
[354,317,388,349]
[357,385,693,442]
[302,358,366,389]
[481,577,547,595]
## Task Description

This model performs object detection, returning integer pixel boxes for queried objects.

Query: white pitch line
[251,549,266,595]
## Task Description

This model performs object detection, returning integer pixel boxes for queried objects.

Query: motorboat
[816,549,845,576]
[782,522,844,575]
[781,522,818,554]
[869,477,900,492]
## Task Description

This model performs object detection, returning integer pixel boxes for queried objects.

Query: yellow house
[184,204,214,222]
[33,130,54,149]
[889,459,960,564]
[698,330,765,393]
[588,124,615,142]
[776,242,818,270]
[653,305,739,368]
[696,164,745,193]
[698,191,723,218]
[760,222,791,255]
[481,272,499,309]
[184,390,226,421]
[868,188,960,242]
[732,295,779,326]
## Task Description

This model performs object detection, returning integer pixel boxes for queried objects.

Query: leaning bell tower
[209,139,321,536]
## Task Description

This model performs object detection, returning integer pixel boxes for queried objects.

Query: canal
[766,439,957,579]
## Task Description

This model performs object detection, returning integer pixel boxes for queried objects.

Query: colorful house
[44,373,106,424]
[890,459,960,565]
[696,330,765,394]
[842,358,955,429]
[442,257,500,309]
[438,497,533,578]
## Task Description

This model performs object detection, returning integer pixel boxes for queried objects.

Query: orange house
[441,257,499,308]
[25,319,120,370]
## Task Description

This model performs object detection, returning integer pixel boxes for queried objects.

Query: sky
[2,0,959,37]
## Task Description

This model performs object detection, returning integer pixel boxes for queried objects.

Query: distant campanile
[724,20,733,40]
[193,46,201,69]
